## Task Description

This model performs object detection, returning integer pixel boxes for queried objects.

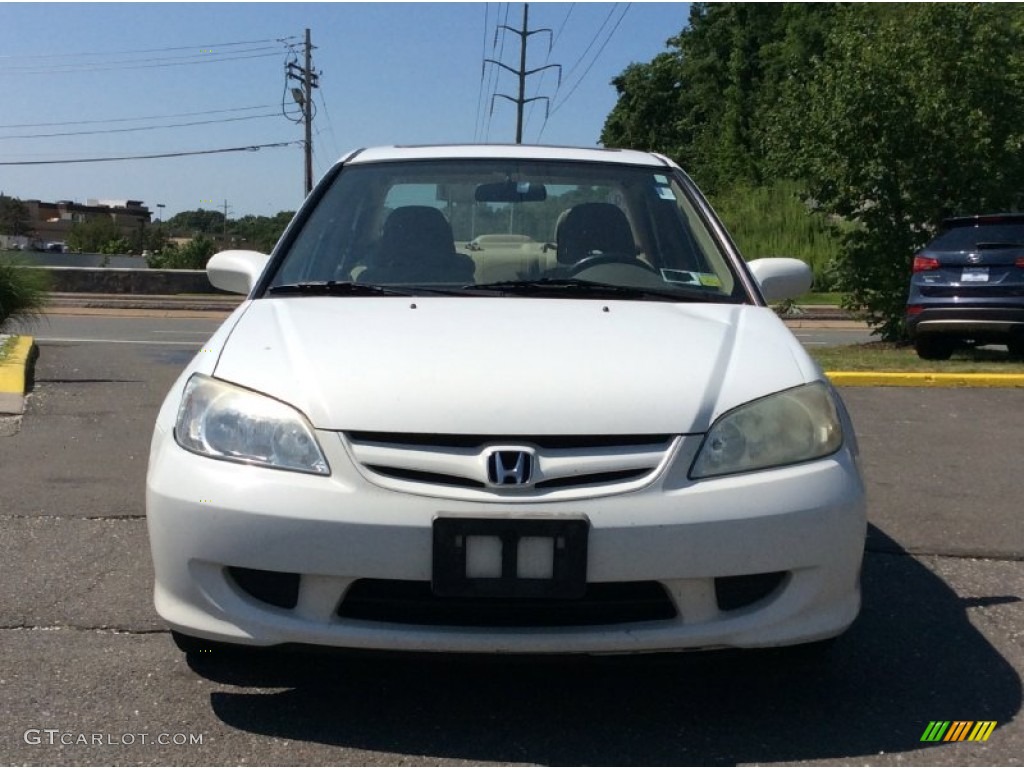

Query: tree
[165,208,226,235]
[146,235,216,270]
[772,4,1024,339]
[0,195,31,237]
[67,216,123,253]
[601,3,836,193]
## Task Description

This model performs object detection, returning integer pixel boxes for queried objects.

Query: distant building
[21,198,152,248]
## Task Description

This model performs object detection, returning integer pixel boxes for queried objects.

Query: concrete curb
[0,336,36,414]
[826,371,1024,388]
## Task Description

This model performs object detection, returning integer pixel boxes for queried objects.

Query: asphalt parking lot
[0,325,1021,766]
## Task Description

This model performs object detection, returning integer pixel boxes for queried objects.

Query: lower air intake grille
[714,571,788,611]
[227,567,301,609]
[338,579,677,627]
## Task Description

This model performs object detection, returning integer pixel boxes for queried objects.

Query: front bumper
[146,428,866,654]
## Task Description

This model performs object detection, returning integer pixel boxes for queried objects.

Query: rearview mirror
[475,180,547,203]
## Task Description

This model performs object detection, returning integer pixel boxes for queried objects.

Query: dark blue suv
[906,214,1024,360]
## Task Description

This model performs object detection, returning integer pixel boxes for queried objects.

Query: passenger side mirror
[747,258,812,303]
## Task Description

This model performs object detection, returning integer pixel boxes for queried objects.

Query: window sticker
[654,174,669,184]
[661,269,700,285]
[697,272,722,287]
[655,186,675,201]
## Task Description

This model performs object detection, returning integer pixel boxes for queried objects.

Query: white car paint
[146,144,866,656]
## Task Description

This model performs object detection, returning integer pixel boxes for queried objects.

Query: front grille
[366,465,485,489]
[345,432,677,496]
[338,579,677,626]
[534,468,649,489]
[714,572,787,611]
[348,432,672,450]
[227,567,301,609]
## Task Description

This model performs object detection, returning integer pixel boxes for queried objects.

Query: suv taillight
[1016,256,1024,268]
[912,255,940,272]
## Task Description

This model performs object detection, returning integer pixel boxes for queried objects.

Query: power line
[473,3,491,143]
[484,2,512,142]
[0,105,275,130]
[3,51,283,77]
[525,3,574,134]
[551,4,629,115]
[0,37,295,60]
[0,44,279,72]
[0,141,298,166]
[0,112,280,141]
[316,89,341,161]
[558,4,619,88]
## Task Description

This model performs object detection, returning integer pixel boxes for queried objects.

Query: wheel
[914,336,954,360]
[1007,337,1024,360]
[569,253,659,276]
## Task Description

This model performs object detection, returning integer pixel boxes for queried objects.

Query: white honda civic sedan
[146,144,866,656]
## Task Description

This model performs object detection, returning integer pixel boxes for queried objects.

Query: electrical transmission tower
[487,4,562,144]
[285,29,320,195]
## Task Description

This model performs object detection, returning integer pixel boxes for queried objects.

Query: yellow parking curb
[826,371,1024,387]
[0,336,36,413]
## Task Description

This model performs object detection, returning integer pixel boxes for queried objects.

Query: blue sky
[0,2,688,220]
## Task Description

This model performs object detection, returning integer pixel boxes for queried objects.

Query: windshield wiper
[267,281,472,297]
[467,277,726,302]
[976,242,1024,249]
[268,281,414,297]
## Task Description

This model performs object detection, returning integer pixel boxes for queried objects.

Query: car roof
[941,213,1024,228]
[342,144,674,168]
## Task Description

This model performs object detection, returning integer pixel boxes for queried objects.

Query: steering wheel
[568,252,659,276]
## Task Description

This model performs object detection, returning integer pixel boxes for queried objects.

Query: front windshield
[267,158,744,301]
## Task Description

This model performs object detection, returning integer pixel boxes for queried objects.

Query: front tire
[914,336,954,360]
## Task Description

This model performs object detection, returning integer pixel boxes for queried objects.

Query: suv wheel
[914,336,954,361]
[1008,337,1024,360]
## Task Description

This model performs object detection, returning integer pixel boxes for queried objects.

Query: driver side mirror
[207,250,270,295]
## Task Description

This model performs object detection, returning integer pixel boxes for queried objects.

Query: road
[0,315,1020,766]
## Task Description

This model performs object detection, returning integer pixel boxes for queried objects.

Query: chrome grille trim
[343,433,680,500]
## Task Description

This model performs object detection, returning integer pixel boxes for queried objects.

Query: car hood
[212,297,819,434]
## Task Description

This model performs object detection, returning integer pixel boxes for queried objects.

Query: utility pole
[487,4,561,144]
[222,199,232,239]
[286,29,320,195]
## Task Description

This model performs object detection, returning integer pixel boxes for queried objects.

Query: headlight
[174,374,329,475]
[690,381,842,479]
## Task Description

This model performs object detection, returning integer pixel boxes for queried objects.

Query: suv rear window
[929,221,1024,251]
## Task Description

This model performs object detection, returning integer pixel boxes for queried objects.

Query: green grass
[0,335,14,364]
[710,180,848,291]
[796,292,845,306]
[810,342,1024,372]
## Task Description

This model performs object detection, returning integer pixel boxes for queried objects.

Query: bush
[146,236,217,270]
[0,258,49,330]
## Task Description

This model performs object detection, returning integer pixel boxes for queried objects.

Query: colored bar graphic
[968,722,997,742]
[944,721,972,741]
[921,720,996,742]
[921,721,950,742]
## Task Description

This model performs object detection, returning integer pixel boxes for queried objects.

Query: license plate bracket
[432,517,589,599]
[961,267,989,282]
